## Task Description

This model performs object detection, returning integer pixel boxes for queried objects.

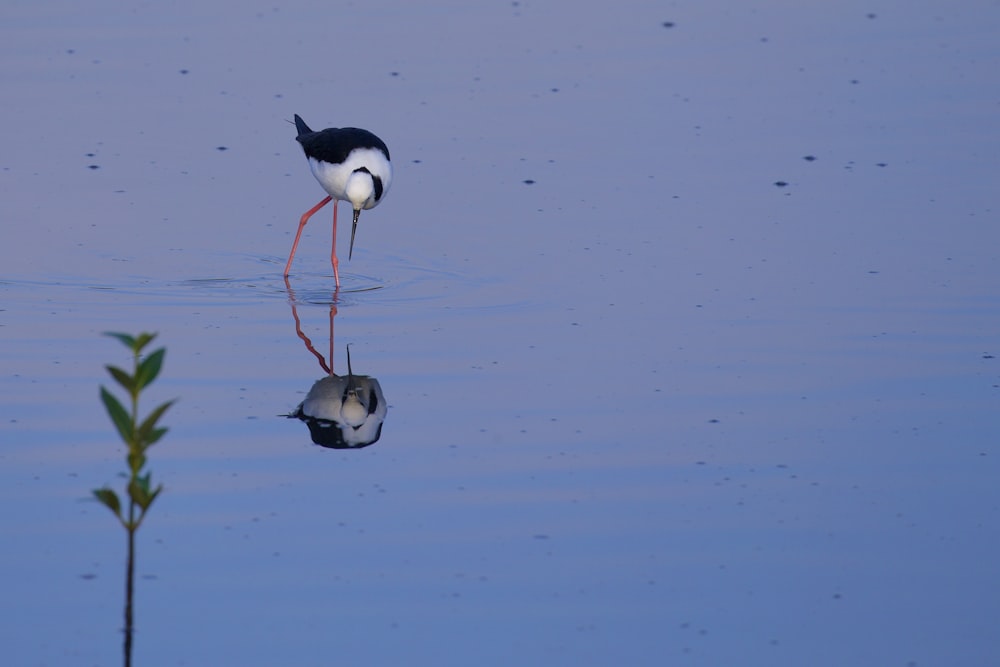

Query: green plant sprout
[93,332,175,667]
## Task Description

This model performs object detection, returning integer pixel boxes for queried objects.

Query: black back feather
[293,114,390,164]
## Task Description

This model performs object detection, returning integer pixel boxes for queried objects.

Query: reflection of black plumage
[287,347,387,449]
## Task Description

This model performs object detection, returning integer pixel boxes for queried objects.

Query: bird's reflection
[284,279,387,449]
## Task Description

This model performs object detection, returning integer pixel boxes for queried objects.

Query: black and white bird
[284,114,392,285]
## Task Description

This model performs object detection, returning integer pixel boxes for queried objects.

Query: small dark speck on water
[523,179,535,184]
[216,146,228,151]
[708,418,720,424]
[803,155,817,161]
[533,534,549,540]
[866,13,877,19]
[774,180,788,187]
[876,162,888,167]
[868,270,880,274]
[390,71,400,77]
[662,21,675,28]
[983,353,995,359]
[412,159,422,164]
[87,165,100,170]
[179,69,189,74]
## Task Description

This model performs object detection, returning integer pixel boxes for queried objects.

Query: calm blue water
[2,1,999,665]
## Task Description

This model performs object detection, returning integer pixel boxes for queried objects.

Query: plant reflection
[283,279,387,449]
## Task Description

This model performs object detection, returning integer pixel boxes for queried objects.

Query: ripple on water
[0,251,520,311]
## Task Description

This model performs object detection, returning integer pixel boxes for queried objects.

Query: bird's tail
[293,114,312,137]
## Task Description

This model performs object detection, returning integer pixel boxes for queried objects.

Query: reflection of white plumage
[289,347,387,449]
[284,114,393,286]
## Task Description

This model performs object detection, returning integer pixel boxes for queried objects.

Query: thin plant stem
[125,516,135,667]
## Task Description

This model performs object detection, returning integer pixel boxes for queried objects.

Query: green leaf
[137,400,176,446]
[133,332,157,354]
[100,387,134,444]
[128,475,147,504]
[93,487,123,519]
[105,365,135,394]
[127,449,146,475]
[129,473,162,511]
[135,348,166,390]
[144,426,170,448]
[139,484,163,513]
[103,332,137,349]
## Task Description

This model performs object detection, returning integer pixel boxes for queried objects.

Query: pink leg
[330,202,340,287]
[284,196,332,277]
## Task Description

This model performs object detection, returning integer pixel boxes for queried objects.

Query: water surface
[2,1,999,665]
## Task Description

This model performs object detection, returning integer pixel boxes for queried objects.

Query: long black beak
[349,209,361,260]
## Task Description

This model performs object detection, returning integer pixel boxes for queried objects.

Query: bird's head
[345,167,379,211]
[346,167,381,259]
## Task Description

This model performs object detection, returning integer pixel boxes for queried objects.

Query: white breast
[308,148,393,209]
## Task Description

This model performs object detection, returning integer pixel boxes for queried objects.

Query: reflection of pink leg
[329,303,338,375]
[284,196,332,277]
[330,202,340,286]
[288,296,331,374]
